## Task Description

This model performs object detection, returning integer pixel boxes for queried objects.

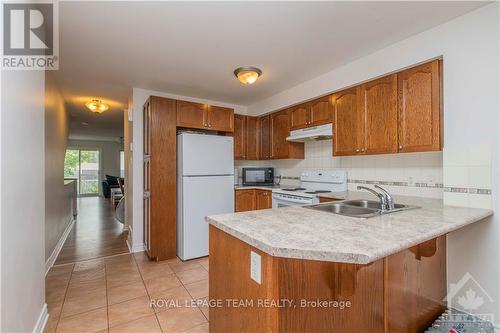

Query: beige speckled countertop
[206,193,493,264]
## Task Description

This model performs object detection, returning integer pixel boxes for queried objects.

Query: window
[64,149,100,196]
[120,151,125,178]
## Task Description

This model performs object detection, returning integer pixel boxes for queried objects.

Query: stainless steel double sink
[304,199,419,218]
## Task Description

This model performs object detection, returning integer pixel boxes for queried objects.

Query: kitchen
[121,3,500,332]
[136,55,494,331]
[4,2,499,333]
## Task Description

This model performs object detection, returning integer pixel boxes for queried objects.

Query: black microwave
[242,167,274,186]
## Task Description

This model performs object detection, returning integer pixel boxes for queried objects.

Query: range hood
[286,123,333,142]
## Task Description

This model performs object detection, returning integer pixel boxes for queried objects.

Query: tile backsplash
[235,140,444,199]
[442,144,493,209]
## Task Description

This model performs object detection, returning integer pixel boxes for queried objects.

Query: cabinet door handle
[361,148,366,152]
[355,148,360,153]
[399,145,403,150]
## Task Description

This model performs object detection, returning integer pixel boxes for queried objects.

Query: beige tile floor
[45,252,209,333]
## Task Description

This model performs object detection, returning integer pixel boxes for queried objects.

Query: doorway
[64,149,100,196]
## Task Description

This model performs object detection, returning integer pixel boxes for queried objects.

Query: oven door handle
[272,194,311,204]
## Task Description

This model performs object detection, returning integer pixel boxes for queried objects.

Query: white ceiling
[57,1,488,139]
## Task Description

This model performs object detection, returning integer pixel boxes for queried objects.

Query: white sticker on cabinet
[250,251,261,284]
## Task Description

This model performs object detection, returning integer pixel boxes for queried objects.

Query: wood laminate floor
[54,197,129,265]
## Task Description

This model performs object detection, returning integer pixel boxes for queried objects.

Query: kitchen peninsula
[206,194,492,332]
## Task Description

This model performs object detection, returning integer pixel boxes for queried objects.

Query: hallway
[45,197,210,333]
[55,197,129,265]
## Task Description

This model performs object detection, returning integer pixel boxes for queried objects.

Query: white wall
[124,108,133,232]
[1,71,47,332]
[245,3,500,324]
[129,88,246,251]
[67,139,124,196]
[45,73,73,262]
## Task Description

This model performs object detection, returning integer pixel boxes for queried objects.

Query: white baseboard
[45,217,75,275]
[127,240,145,253]
[32,303,48,333]
[126,238,132,252]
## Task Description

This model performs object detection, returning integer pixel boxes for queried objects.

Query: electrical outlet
[250,251,261,284]
[407,176,415,186]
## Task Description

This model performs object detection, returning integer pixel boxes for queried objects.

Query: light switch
[250,251,261,284]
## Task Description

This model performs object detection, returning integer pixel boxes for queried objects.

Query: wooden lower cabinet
[255,190,272,210]
[235,189,256,212]
[209,226,446,333]
[235,189,272,212]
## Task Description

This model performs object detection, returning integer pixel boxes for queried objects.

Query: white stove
[272,170,347,208]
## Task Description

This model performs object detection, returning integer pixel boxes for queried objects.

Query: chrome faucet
[357,185,394,211]
[374,185,394,211]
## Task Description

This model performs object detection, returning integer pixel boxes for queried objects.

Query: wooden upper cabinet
[259,115,271,160]
[270,110,291,159]
[290,103,309,130]
[290,97,332,130]
[255,190,272,210]
[333,87,363,156]
[398,60,442,152]
[234,115,259,160]
[309,95,333,126]
[270,109,304,159]
[246,116,259,160]
[208,105,234,132]
[233,114,246,160]
[176,101,234,132]
[235,189,256,212]
[176,100,206,129]
[360,74,398,155]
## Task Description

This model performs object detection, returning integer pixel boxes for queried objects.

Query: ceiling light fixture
[234,67,262,85]
[85,99,109,113]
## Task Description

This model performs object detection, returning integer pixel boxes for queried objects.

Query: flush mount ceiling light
[234,67,262,85]
[85,99,109,113]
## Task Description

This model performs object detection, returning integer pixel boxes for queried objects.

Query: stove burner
[282,187,306,192]
[304,190,332,194]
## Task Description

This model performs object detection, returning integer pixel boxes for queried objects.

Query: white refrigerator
[177,133,235,260]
